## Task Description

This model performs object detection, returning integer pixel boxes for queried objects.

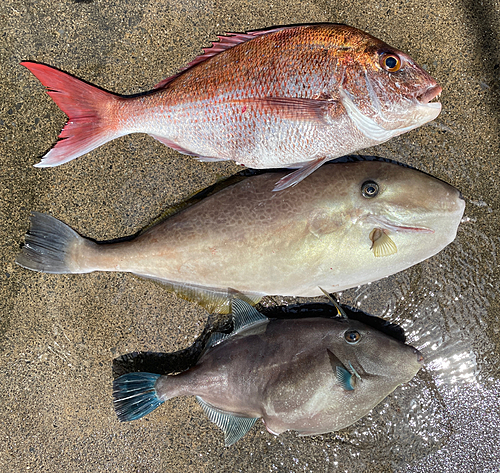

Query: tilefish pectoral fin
[369,228,398,257]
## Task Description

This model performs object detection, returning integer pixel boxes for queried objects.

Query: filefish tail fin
[21,61,124,167]
[113,373,165,422]
[15,212,94,274]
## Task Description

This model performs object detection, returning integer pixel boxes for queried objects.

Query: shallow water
[1,0,499,471]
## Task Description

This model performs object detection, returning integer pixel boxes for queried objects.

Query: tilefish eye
[361,181,379,198]
[380,53,402,72]
[344,330,361,344]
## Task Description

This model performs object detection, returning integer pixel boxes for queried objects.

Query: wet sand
[1,1,499,471]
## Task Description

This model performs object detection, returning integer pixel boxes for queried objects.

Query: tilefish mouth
[416,85,442,105]
[369,215,435,234]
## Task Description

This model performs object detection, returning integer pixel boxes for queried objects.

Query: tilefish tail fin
[21,61,125,167]
[196,396,258,446]
[113,372,165,422]
[15,212,96,274]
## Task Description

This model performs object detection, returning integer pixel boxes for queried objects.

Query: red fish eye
[380,53,402,72]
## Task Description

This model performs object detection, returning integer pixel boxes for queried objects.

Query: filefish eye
[344,330,361,344]
[361,181,379,198]
[380,53,402,72]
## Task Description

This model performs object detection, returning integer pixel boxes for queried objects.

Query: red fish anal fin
[21,61,123,167]
[233,97,333,123]
[273,157,330,192]
[153,29,287,90]
[148,134,226,161]
[148,134,199,156]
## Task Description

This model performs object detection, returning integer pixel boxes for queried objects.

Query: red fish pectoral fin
[272,157,330,191]
[21,61,124,167]
[234,97,333,124]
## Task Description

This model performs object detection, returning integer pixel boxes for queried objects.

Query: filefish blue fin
[206,298,268,349]
[327,348,354,390]
[336,365,355,391]
[231,299,268,331]
[272,157,330,191]
[113,372,164,421]
[196,396,258,446]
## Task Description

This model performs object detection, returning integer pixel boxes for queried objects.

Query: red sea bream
[22,24,442,190]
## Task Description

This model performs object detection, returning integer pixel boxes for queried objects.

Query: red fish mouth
[416,85,442,104]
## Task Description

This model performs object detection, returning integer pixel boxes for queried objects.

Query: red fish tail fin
[21,61,125,167]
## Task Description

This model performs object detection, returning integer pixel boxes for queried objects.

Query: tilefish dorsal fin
[206,298,268,349]
[196,396,258,446]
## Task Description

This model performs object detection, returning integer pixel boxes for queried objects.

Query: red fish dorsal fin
[153,28,285,90]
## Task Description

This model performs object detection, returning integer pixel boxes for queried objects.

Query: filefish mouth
[416,84,442,105]
[414,348,425,364]
[369,215,435,234]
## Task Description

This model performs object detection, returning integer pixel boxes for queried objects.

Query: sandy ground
[1,1,499,472]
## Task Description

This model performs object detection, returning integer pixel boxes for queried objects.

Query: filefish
[15,161,465,313]
[113,298,424,445]
[22,24,441,190]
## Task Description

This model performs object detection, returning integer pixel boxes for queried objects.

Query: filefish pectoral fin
[336,365,355,391]
[196,396,258,446]
[327,349,355,391]
[272,157,330,191]
[369,228,398,257]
